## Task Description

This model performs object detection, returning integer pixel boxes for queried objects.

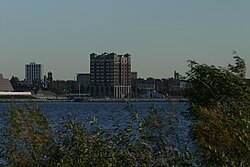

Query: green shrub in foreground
[0,104,194,167]
[186,53,250,166]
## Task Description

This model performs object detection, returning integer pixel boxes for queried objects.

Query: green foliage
[186,55,250,107]
[186,53,250,166]
[10,76,20,90]
[0,105,54,166]
[0,103,194,166]
[138,105,193,166]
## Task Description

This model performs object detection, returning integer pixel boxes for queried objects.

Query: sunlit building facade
[90,53,131,98]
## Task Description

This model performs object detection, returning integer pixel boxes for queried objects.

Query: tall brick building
[90,52,131,98]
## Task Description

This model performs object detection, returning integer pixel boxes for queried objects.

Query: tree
[0,105,54,166]
[186,53,250,166]
[10,76,20,90]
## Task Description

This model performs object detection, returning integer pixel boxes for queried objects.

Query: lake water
[0,101,193,149]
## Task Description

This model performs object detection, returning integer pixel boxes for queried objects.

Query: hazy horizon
[1,0,250,80]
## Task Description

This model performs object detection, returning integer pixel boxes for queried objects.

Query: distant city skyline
[1,1,250,80]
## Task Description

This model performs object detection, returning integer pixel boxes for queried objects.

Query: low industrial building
[0,74,31,96]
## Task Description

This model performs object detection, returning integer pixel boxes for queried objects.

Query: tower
[25,62,44,83]
[90,52,131,98]
[48,71,53,82]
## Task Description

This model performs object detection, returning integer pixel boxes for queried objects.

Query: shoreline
[0,97,188,103]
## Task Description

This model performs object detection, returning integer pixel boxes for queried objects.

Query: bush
[186,53,250,166]
[0,103,194,166]
[0,105,54,166]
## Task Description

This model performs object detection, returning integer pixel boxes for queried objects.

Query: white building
[25,62,44,82]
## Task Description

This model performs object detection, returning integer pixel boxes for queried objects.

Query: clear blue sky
[1,0,250,80]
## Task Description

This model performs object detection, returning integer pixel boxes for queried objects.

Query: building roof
[90,52,131,59]
[0,74,14,92]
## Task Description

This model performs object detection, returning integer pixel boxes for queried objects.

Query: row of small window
[91,67,107,69]
[95,63,114,65]
[120,67,130,70]
[95,73,115,75]
[95,76,114,79]
[91,75,115,77]
[26,71,42,73]
[90,63,114,65]
[92,59,114,61]
[95,70,114,72]
[91,80,115,83]
[27,73,41,76]
[90,68,115,71]
[91,74,128,77]
[94,68,115,71]
[90,63,129,66]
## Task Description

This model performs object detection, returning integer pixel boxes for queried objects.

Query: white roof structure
[0,74,14,92]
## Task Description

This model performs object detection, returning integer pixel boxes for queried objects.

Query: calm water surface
[0,102,189,125]
[0,102,192,148]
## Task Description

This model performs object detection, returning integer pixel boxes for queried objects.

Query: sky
[1,0,250,80]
